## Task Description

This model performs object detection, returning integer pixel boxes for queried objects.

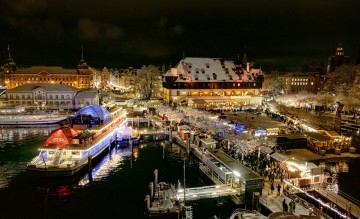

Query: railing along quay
[314,187,360,218]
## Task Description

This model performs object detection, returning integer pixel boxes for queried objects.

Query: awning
[270,152,288,162]
[191,99,208,105]
[261,146,274,154]
[200,138,217,144]
[303,132,331,141]
[324,130,341,138]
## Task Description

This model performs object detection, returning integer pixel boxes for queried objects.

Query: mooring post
[169,127,172,142]
[154,169,158,189]
[149,182,154,199]
[145,195,150,209]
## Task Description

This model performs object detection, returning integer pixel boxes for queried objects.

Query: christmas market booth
[270,153,324,188]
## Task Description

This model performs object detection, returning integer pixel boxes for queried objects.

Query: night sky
[1,0,359,71]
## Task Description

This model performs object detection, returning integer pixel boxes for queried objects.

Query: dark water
[0,126,359,219]
[0,126,239,219]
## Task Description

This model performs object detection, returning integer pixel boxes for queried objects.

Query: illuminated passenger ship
[27,105,128,177]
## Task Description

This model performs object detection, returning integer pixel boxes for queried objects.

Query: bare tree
[133,65,162,100]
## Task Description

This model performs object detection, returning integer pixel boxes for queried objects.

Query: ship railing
[29,156,42,165]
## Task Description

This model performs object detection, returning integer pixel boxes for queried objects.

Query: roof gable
[38,71,50,76]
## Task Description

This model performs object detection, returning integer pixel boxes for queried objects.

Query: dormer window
[212,73,217,80]
[189,65,192,68]
[225,69,229,74]
[206,63,210,68]
[201,69,205,73]
[229,75,233,80]
[196,69,199,74]
[195,77,198,80]
[206,74,210,80]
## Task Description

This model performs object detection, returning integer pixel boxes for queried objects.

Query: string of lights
[284,180,349,218]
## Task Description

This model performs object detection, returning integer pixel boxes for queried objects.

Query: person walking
[270,182,275,194]
[289,200,294,213]
[282,199,288,212]
[292,200,296,213]
[277,183,281,196]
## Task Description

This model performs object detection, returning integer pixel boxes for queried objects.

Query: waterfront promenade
[208,148,312,215]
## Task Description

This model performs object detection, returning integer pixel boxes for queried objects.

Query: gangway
[176,184,238,201]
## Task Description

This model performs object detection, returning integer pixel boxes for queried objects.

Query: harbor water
[0,126,359,218]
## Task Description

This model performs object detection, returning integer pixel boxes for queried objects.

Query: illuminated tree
[133,65,162,100]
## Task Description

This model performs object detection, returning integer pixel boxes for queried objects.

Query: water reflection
[0,126,58,188]
[318,160,349,173]
[0,126,57,150]
[78,147,132,186]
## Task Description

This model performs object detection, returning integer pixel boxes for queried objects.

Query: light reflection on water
[0,126,58,188]
[318,160,350,173]
[0,161,27,188]
[78,147,131,187]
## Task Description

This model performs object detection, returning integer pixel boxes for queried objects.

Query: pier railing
[284,188,332,219]
[314,187,360,218]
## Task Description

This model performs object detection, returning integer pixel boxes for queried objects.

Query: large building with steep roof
[162,57,264,108]
[1,46,93,89]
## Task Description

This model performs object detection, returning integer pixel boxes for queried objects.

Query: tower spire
[81,45,84,61]
[7,45,12,60]
[77,45,89,70]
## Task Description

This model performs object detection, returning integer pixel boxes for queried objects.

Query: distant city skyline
[1,0,359,71]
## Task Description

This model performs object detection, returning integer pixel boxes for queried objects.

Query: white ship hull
[0,116,67,125]
[27,114,128,177]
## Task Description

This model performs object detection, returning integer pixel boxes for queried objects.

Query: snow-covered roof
[75,91,98,99]
[164,57,263,82]
[7,83,80,92]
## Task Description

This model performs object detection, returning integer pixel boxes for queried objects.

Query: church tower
[327,43,350,73]
[77,46,90,75]
[2,45,17,73]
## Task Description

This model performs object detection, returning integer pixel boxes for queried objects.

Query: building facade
[100,67,110,88]
[74,91,99,108]
[327,44,350,73]
[1,47,93,89]
[6,83,79,108]
[279,72,329,94]
[163,57,264,108]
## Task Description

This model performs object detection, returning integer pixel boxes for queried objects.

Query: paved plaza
[225,112,289,129]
